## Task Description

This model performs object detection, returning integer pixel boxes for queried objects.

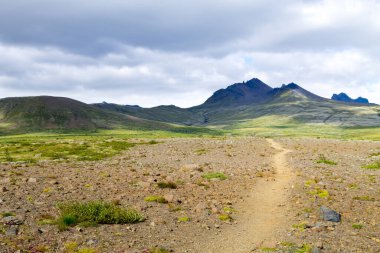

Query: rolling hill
[0,96,179,134]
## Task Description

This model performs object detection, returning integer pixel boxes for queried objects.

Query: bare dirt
[195,139,294,252]
[1,137,380,253]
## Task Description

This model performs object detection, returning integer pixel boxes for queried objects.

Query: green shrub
[177,216,190,222]
[202,172,228,180]
[56,201,144,231]
[362,161,380,170]
[352,223,364,229]
[316,155,337,165]
[353,196,375,201]
[218,214,232,221]
[144,196,168,204]
[1,212,15,217]
[157,181,177,189]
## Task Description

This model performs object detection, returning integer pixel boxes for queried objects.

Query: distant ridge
[1,78,380,134]
[331,92,369,104]
[0,96,173,133]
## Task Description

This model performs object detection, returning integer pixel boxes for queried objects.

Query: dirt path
[196,138,294,253]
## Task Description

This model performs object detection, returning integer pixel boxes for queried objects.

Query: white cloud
[0,0,380,106]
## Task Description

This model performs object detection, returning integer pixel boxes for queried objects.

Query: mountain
[1,78,380,134]
[95,79,380,127]
[202,78,273,107]
[331,92,369,104]
[0,96,175,134]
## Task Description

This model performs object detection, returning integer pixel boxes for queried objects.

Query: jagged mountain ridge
[331,92,369,104]
[95,78,380,127]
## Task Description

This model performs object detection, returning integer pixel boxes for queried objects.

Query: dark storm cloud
[0,0,291,55]
[0,0,379,106]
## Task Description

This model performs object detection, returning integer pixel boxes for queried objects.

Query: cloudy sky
[0,0,379,107]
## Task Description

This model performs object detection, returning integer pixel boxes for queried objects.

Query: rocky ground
[0,137,379,252]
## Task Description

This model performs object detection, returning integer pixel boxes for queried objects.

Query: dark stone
[320,206,341,222]
[5,225,19,236]
[2,216,23,225]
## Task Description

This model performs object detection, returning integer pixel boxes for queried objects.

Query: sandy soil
[1,137,379,252]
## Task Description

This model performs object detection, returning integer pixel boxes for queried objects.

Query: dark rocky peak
[202,78,273,107]
[331,92,369,104]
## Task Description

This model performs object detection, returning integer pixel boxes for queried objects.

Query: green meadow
[0,117,379,164]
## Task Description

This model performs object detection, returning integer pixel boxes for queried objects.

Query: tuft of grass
[177,216,190,222]
[352,223,364,229]
[157,181,177,189]
[223,207,237,214]
[362,161,380,170]
[295,244,312,253]
[369,152,380,157]
[64,241,97,253]
[308,188,329,198]
[194,149,207,155]
[292,223,308,232]
[353,196,375,201]
[304,179,317,188]
[202,172,228,180]
[218,214,232,221]
[1,212,15,217]
[56,201,144,231]
[316,154,337,165]
[144,196,168,204]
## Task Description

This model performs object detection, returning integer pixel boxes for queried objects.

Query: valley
[0,79,379,252]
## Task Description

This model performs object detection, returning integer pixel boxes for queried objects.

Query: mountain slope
[0,96,175,133]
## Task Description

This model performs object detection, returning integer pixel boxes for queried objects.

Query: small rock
[164,194,175,203]
[315,241,323,249]
[2,216,23,225]
[86,239,98,246]
[312,247,321,253]
[320,206,341,222]
[194,202,207,213]
[6,225,19,236]
[28,178,37,183]
[150,222,156,227]
[201,224,210,230]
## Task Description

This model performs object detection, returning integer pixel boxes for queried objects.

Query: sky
[0,0,379,107]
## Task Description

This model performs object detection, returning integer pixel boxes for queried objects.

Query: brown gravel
[1,137,379,252]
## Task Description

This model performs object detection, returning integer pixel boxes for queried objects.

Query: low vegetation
[362,160,380,170]
[157,181,177,189]
[144,196,168,204]
[202,172,228,180]
[316,154,337,165]
[56,201,144,231]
